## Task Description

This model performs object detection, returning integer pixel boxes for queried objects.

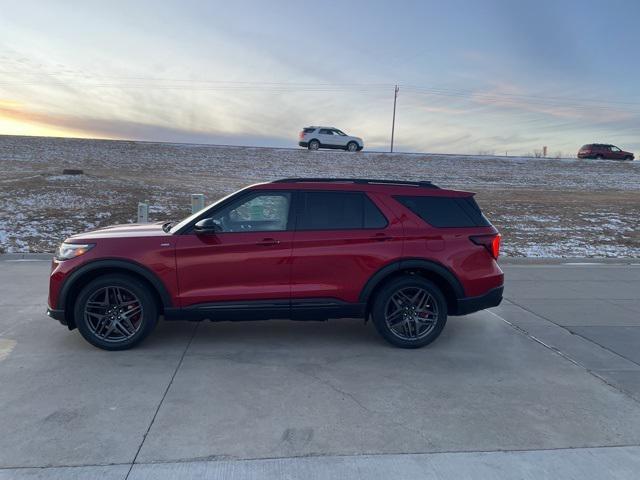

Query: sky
[0,0,639,155]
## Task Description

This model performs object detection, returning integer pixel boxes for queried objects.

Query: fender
[358,258,465,303]
[57,258,174,310]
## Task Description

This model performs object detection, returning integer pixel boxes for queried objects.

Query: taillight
[470,234,501,259]
[299,131,305,139]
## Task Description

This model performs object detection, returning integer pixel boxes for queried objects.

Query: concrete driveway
[0,257,639,479]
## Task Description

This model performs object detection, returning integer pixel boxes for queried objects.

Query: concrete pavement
[0,258,639,479]
[494,262,640,402]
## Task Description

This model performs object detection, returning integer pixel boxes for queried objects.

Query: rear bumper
[298,141,308,147]
[454,285,503,316]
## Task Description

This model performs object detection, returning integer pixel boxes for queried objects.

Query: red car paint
[577,144,634,160]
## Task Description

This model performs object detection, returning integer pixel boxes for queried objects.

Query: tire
[346,141,358,152]
[595,155,604,160]
[308,139,320,151]
[624,156,633,161]
[371,276,448,348]
[73,273,158,350]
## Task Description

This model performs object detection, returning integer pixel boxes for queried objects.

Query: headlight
[55,243,95,261]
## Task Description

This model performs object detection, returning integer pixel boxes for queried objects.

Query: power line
[0,71,638,110]
[401,84,640,107]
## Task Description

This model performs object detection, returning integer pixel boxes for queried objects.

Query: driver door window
[209,192,291,232]
[318,128,337,146]
[331,129,348,147]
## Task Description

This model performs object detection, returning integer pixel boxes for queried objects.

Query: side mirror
[194,218,222,234]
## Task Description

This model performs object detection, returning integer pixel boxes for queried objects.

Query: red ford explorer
[47,178,504,350]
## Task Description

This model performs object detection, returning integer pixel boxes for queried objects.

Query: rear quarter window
[303,128,316,133]
[394,195,491,227]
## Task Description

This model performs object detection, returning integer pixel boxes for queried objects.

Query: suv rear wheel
[308,139,320,151]
[371,276,447,348]
[73,274,158,350]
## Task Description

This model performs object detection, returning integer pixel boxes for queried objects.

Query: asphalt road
[0,258,639,479]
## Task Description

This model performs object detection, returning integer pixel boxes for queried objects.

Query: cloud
[0,103,292,147]
[470,84,636,123]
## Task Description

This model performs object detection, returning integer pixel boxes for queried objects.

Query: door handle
[256,238,280,246]
[372,233,393,242]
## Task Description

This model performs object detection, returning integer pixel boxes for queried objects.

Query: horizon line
[0,133,578,160]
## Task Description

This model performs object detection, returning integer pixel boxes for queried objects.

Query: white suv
[298,126,364,152]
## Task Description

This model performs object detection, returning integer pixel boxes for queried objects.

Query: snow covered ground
[0,135,638,256]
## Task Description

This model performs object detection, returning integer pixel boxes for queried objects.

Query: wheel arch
[359,259,465,317]
[58,259,173,329]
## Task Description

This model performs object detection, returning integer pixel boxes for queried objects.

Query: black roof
[271,178,439,189]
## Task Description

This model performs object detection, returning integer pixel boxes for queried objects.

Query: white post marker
[191,194,205,214]
[137,202,149,223]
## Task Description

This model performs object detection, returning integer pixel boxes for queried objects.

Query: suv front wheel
[371,276,447,348]
[74,274,158,350]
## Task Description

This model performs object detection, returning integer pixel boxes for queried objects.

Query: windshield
[167,188,247,234]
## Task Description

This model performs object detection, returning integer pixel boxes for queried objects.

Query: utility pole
[390,84,399,153]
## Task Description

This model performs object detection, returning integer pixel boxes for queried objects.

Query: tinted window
[208,192,291,232]
[297,192,387,230]
[319,129,333,135]
[395,196,490,227]
[303,128,316,133]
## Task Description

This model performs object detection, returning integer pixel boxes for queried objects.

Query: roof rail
[271,178,439,188]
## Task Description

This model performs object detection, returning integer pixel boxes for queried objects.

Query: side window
[395,195,490,227]
[364,196,388,228]
[319,129,333,135]
[208,192,291,232]
[303,128,316,134]
[297,192,388,230]
[610,146,620,152]
[333,129,346,136]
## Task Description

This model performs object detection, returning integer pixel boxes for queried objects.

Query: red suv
[577,144,634,160]
[47,178,504,350]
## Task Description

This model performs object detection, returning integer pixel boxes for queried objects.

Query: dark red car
[578,144,634,160]
[47,178,504,350]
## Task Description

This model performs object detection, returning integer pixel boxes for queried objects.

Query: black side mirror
[194,218,222,234]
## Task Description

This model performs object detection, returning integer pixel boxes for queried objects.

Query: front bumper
[454,285,503,316]
[47,307,68,326]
